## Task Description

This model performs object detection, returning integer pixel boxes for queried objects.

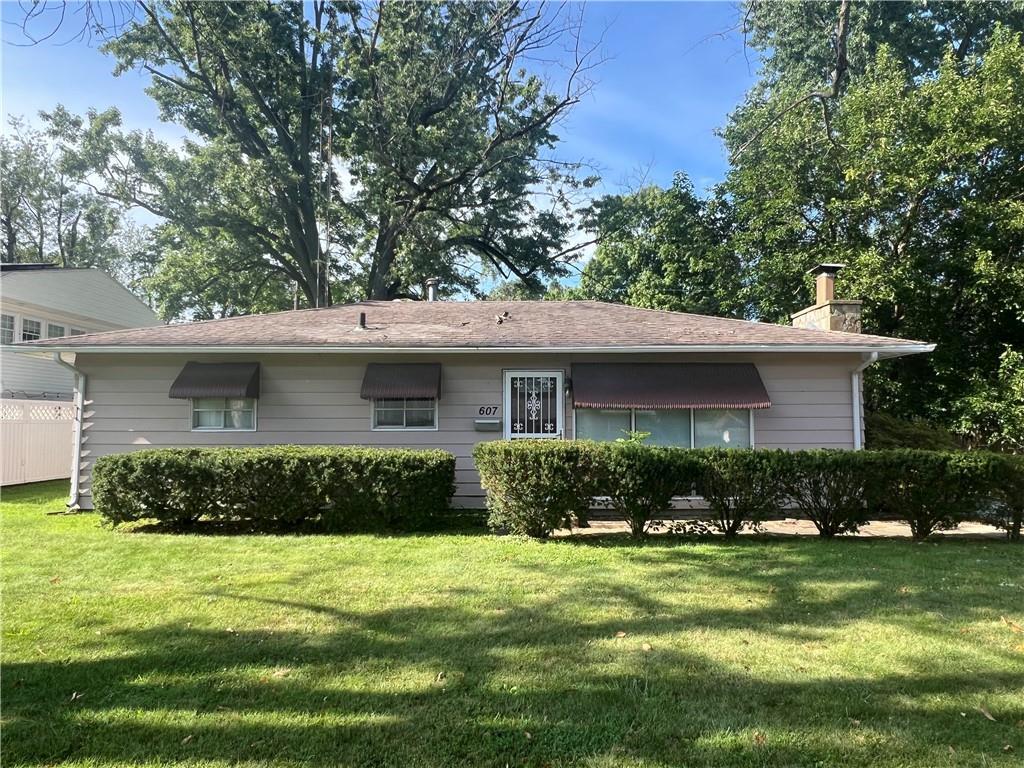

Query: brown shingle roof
[18,300,931,353]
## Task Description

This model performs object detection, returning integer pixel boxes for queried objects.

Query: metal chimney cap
[807,263,846,276]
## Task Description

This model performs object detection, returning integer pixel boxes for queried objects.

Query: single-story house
[14,267,933,510]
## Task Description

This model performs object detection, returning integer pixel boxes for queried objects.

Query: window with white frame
[20,318,42,342]
[1,314,14,344]
[372,397,437,429]
[191,397,257,431]
[575,408,752,448]
[69,328,86,336]
[47,322,66,338]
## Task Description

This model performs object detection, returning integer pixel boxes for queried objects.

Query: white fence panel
[1,399,74,486]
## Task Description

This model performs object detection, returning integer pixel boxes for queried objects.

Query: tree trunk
[1,214,15,263]
[368,220,401,300]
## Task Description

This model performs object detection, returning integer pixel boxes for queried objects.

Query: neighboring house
[1,264,160,486]
[15,267,933,510]
[1,264,160,400]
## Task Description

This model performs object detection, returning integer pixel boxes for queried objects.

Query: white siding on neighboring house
[1,268,159,399]
[70,351,863,510]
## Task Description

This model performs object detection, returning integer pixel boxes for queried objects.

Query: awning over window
[360,363,442,400]
[168,362,261,400]
[571,363,771,410]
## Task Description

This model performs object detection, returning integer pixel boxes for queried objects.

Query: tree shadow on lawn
[5,571,1023,767]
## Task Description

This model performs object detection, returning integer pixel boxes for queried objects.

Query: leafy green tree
[45,1,342,307]
[142,224,294,320]
[570,174,744,316]
[338,1,598,299]
[0,117,123,267]
[42,1,597,307]
[723,2,1024,446]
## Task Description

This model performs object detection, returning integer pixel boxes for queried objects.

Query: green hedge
[696,448,792,539]
[474,440,602,538]
[474,443,1023,541]
[860,449,994,540]
[599,444,702,538]
[92,446,455,532]
[962,452,1023,543]
[781,450,874,537]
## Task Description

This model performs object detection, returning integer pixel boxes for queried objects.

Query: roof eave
[10,343,936,356]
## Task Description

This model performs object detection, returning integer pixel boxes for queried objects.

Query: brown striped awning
[168,361,261,399]
[360,363,442,399]
[570,363,770,410]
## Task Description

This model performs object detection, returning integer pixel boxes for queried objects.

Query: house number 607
[478,406,499,416]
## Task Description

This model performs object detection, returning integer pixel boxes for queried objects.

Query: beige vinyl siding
[71,351,862,509]
[1,272,159,399]
[0,269,159,329]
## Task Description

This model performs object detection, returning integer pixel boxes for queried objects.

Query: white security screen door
[504,371,564,439]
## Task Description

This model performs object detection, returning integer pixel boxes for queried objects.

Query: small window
[372,397,437,430]
[1,314,14,345]
[20,318,41,342]
[694,409,751,448]
[191,397,256,431]
[69,328,86,336]
[47,323,66,338]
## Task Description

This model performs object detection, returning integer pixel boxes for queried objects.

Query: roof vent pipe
[357,311,366,329]
[811,263,845,305]
[425,278,439,302]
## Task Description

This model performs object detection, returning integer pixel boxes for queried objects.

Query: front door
[503,370,564,439]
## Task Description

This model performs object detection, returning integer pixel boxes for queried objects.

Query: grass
[2,481,1023,767]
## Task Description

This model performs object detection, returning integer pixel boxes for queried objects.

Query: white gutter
[51,353,86,509]
[15,343,937,358]
[851,352,879,450]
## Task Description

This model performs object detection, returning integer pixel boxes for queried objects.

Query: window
[69,328,86,336]
[504,371,564,438]
[576,409,631,442]
[20,318,41,342]
[635,410,692,447]
[191,398,256,431]
[1,314,14,345]
[372,397,437,430]
[47,323,66,338]
[694,409,751,448]
[574,407,751,448]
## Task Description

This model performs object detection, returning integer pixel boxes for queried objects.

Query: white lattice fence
[1,398,74,486]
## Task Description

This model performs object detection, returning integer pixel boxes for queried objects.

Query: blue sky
[2,2,759,196]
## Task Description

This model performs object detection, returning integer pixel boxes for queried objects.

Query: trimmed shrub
[782,450,873,537]
[973,452,1024,543]
[474,440,602,538]
[696,449,790,539]
[865,412,962,451]
[599,443,701,538]
[862,450,989,540]
[92,446,455,532]
[92,449,220,527]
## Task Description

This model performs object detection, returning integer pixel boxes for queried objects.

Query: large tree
[722,2,1024,445]
[41,0,598,307]
[569,173,744,316]
[0,117,124,268]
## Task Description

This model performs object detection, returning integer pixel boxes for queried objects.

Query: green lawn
[2,481,1023,767]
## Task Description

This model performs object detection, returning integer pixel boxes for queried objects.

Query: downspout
[851,352,878,450]
[52,352,86,508]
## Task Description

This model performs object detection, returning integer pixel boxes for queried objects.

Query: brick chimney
[790,264,862,333]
